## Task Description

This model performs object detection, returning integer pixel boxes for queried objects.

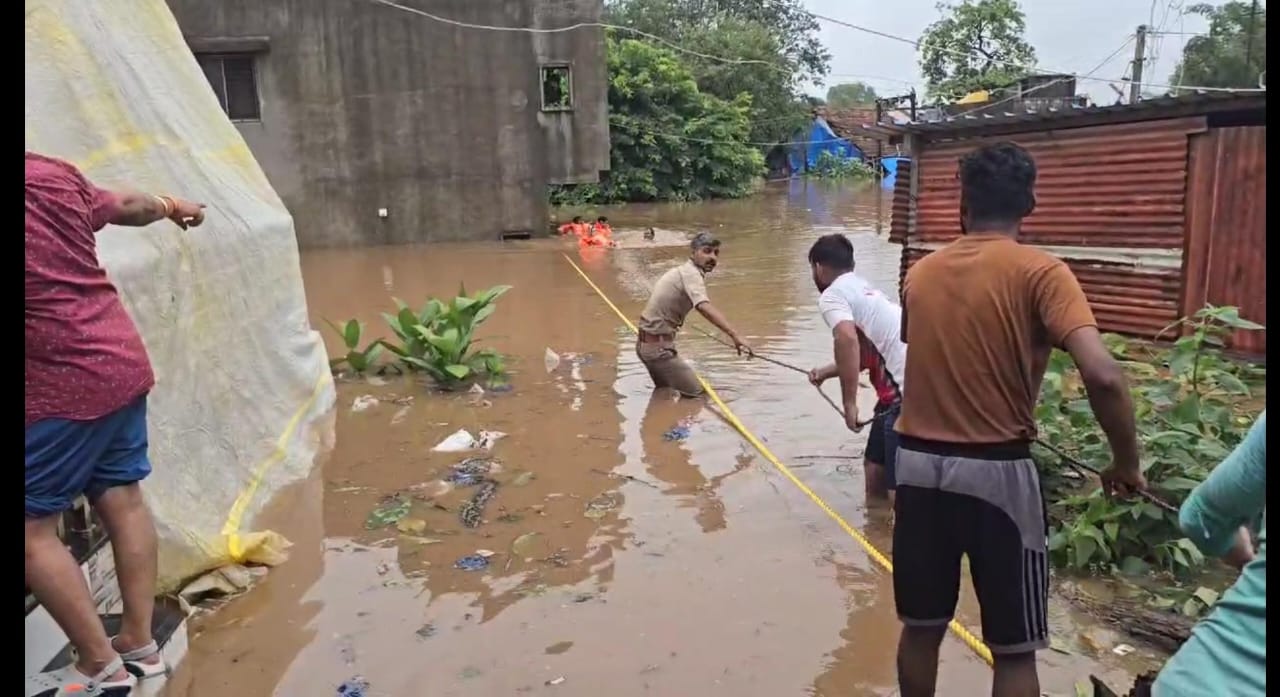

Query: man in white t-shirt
[806,234,908,503]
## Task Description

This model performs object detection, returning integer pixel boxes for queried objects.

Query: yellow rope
[562,254,995,667]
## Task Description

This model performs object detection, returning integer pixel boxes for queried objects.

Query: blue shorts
[865,402,901,489]
[25,396,152,518]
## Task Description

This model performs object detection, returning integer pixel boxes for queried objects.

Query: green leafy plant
[807,150,877,180]
[324,319,385,375]
[379,284,512,388]
[1038,305,1264,575]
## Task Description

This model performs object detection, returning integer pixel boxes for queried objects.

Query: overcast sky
[800,0,1219,103]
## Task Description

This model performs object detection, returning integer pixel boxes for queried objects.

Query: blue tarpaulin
[787,117,863,173]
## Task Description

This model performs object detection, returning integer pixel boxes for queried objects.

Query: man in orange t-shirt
[892,142,1145,697]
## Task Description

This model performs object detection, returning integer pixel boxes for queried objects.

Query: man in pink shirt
[26,151,205,696]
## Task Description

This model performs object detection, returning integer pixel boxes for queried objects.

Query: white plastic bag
[431,428,507,452]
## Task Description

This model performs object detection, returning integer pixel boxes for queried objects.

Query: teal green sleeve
[1178,412,1267,558]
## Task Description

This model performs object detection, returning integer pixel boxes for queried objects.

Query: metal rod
[688,325,871,428]
[1033,438,1178,513]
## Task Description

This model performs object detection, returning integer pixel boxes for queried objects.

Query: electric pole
[1129,24,1147,103]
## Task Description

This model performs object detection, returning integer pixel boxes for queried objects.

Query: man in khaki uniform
[636,232,752,397]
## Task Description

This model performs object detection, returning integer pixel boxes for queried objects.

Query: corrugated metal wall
[1182,126,1267,354]
[897,117,1209,338]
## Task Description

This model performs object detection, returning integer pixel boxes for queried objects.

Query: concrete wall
[166,0,609,247]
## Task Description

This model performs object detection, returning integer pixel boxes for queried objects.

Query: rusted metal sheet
[899,117,1213,341]
[1182,126,1267,355]
[912,118,1203,249]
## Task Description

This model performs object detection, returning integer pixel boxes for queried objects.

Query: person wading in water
[636,232,752,397]
[805,233,907,509]
[893,142,1144,697]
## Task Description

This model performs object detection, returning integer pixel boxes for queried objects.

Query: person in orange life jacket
[581,216,618,248]
[591,216,613,238]
[557,216,587,238]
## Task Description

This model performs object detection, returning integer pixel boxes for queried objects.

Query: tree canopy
[825,82,879,108]
[553,36,763,204]
[918,0,1036,102]
[1169,1,1266,92]
[605,0,828,143]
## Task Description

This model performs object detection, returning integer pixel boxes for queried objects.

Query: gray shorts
[892,437,1050,655]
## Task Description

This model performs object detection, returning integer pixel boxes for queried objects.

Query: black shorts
[865,402,901,489]
[892,437,1049,655]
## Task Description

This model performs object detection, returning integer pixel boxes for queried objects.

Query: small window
[196,54,261,122]
[540,65,573,111]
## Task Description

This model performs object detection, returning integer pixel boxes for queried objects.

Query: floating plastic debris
[454,554,490,571]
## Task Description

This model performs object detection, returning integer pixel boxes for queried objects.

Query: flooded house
[165,0,611,247]
[869,92,1267,356]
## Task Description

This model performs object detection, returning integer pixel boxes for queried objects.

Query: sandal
[113,639,168,681]
[25,654,136,696]
[71,639,169,682]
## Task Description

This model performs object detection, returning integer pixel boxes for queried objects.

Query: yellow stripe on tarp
[221,371,333,560]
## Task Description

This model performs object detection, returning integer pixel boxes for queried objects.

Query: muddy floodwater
[165,181,1163,696]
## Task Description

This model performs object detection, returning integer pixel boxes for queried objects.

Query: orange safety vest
[559,222,587,237]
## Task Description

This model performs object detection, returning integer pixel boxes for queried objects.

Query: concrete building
[165,0,611,247]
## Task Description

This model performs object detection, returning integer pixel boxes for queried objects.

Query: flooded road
[166,181,1160,696]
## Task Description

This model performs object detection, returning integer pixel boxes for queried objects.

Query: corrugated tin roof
[862,91,1265,140]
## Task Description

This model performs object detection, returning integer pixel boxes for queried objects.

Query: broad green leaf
[473,304,497,325]
[348,351,368,372]
[481,285,513,303]
[1048,530,1068,551]
[444,364,471,380]
[1211,306,1264,330]
[1104,522,1119,542]
[1072,536,1097,567]
[1214,371,1250,395]
[1159,476,1201,492]
[419,299,444,325]
[1119,556,1150,575]
[343,319,362,349]
[1171,393,1201,423]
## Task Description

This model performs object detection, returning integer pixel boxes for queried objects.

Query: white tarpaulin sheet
[25,0,335,590]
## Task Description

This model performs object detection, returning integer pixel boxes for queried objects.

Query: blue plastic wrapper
[337,676,369,696]
[454,554,491,571]
[662,425,691,441]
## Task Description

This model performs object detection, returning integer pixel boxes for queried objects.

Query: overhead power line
[804,10,1264,93]
[362,0,1265,94]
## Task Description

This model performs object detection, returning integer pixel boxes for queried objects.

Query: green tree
[1170,2,1266,92]
[918,0,1037,102]
[826,82,880,107]
[589,37,764,203]
[605,0,828,143]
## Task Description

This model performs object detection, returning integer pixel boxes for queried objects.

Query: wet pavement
[165,180,1163,696]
